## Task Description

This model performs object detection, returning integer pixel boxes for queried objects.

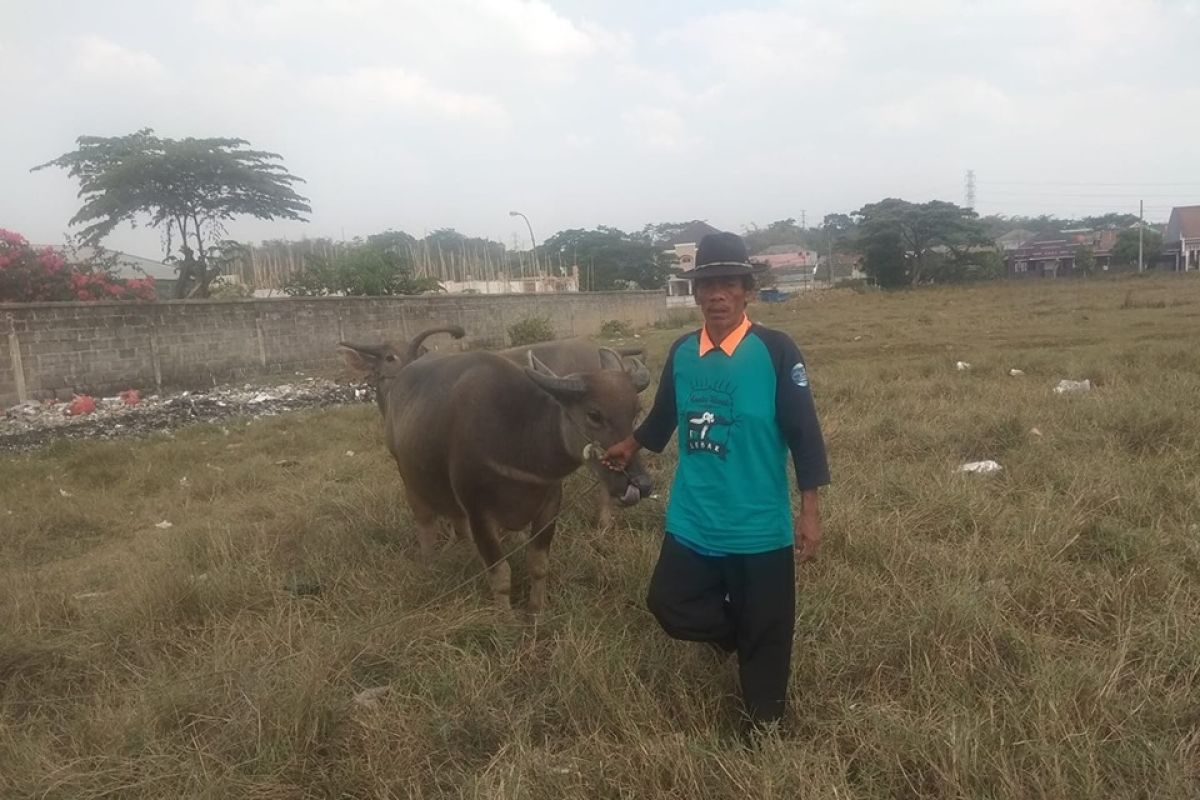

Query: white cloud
[873,78,1016,132]
[308,68,509,124]
[196,0,609,63]
[71,35,166,83]
[662,8,847,84]
[622,107,701,155]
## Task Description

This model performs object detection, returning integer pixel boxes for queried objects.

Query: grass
[3,274,1200,798]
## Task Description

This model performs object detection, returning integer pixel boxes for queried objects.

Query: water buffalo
[339,332,652,614]
[499,339,652,528]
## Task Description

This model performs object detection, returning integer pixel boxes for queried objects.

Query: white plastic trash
[1009,369,1025,377]
[958,460,1003,475]
[956,361,971,371]
[1054,379,1092,395]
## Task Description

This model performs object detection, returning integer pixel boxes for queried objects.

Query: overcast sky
[2,0,1198,258]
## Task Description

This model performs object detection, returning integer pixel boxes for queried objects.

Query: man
[602,231,830,732]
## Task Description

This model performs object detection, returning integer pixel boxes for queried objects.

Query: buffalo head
[524,348,652,506]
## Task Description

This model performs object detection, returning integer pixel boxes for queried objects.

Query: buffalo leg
[527,486,562,615]
[595,483,613,530]
[451,516,471,543]
[405,486,441,559]
[466,511,512,610]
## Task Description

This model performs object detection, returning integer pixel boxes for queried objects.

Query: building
[1163,206,1200,272]
[661,221,721,307]
[752,245,820,291]
[1006,229,1118,278]
[440,272,579,294]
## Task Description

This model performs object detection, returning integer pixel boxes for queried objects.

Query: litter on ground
[2,379,371,452]
[958,460,1003,475]
[1054,379,1093,395]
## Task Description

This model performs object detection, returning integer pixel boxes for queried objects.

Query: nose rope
[572,419,637,484]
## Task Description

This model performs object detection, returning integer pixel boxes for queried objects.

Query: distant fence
[1,292,666,406]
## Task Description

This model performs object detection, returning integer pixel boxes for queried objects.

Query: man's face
[694,275,749,330]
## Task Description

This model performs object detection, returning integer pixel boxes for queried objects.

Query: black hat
[679,232,754,279]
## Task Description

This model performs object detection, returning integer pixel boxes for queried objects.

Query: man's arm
[631,337,684,453]
[603,335,685,469]
[767,332,830,491]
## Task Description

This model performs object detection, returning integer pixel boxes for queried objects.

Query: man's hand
[601,436,641,472]
[795,489,822,563]
[795,514,822,563]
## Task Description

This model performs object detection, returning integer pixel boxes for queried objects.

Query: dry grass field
[2,274,1199,798]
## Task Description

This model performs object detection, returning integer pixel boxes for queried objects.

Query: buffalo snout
[612,457,652,507]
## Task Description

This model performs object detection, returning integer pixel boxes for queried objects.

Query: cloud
[307,67,509,124]
[662,8,847,84]
[71,35,166,83]
[195,0,611,64]
[622,107,701,155]
[873,78,1016,132]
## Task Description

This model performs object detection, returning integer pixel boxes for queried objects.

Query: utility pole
[965,169,976,210]
[1138,199,1144,273]
[509,211,537,277]
[827,230,834,284]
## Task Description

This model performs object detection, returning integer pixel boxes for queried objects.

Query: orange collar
[699,315,751,357]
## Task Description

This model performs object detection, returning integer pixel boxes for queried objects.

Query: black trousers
[646,533,796,725]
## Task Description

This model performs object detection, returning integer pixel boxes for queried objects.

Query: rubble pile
[2,377,373,452]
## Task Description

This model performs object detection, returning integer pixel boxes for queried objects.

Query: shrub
[0,229,156,302]
[283,246,442,297]
[208,277,254,299]
[508,315,555,346]
[599,319,635,339]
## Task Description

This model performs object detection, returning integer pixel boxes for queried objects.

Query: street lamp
[509,210,538,277]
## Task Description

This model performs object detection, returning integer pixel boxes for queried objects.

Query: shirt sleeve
[764,329,830,491]
[633,335,685,452]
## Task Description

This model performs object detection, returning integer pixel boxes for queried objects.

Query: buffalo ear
[525,352,587,398]
[597,347,623,371]
[626,356,651,393]
[338,342,390,378]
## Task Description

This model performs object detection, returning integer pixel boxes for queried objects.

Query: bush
[283,246,442,297]
[208,277,253,299]
[599,319,635,339]
[508,315,555,346]
[0,229,156,302]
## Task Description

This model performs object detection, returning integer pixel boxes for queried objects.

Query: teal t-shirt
[634,323,829,555]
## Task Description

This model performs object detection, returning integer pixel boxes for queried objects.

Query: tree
[742,218,811,254]
[854,198,989,287]
[1111,227,1163,269]
[283,241,442,297]
[32,128,311,298]
[638,220,712,247]
[860,230,907,288]
[540,227,669,291]
[1074,245,1096,276]
[818,213,857,282]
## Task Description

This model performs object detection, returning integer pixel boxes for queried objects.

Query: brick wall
[0,292,666,406]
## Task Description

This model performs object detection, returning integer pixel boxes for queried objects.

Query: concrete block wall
[0,292,666,406]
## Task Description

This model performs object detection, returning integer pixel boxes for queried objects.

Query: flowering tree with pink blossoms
[0,229,156,303]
